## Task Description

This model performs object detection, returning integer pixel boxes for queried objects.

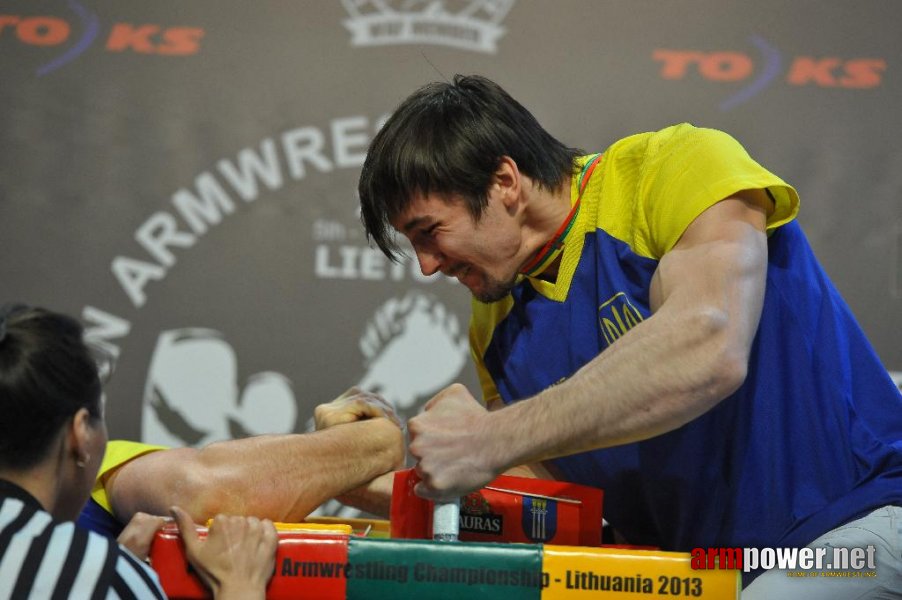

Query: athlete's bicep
[107,448,196,521]
[649,191,770,356]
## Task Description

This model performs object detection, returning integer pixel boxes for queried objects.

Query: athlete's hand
[408,383,500,500]
[314,387,400,430]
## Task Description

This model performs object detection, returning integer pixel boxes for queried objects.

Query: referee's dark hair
[0,304,103,470]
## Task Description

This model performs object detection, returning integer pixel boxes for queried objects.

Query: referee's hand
[171,506,277,600]
[116,512,168,560]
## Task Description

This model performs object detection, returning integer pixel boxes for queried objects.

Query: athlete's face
[392,191,524,303]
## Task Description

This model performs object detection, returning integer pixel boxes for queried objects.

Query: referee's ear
[69,407,105,477]
[52,408,106,520]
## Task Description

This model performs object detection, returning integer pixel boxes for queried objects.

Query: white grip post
[432,499,460,542]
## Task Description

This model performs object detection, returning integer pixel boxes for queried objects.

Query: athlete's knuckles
[408,441,424,459]
[417,469,435,487]
[446,382,468,395]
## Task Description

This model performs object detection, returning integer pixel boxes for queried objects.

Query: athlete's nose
[415,247,442,276]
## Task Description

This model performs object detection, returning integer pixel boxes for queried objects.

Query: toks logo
[653,35,886,110]
[1,0,203,76]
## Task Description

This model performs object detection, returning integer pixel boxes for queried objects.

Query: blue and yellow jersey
[471,123,798,403]
[470,124,902,570]
[77,440,167,538]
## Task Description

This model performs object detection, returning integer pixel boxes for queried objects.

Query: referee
[0,304,277,599]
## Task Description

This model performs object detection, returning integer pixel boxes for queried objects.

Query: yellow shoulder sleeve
[91,439,168,512]
[595,124,800,259]
[638,123,800,257]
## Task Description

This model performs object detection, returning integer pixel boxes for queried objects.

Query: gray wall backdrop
[2,1,900,453]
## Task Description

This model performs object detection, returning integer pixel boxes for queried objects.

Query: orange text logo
[652,36,886,109]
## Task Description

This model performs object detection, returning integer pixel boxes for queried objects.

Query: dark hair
[359,74,582,260]
[0,304,103,470]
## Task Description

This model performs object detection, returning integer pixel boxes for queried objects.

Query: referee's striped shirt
[1,479,166,600]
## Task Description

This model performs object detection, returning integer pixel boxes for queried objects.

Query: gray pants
[743,505,902,599]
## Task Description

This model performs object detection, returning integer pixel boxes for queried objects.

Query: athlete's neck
[518,177,575,280]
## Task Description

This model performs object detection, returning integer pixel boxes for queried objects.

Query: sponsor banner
[153,527,744,599]
[0,1,204,77]
[346,538,543,599]
[652,41,887,111]
[152,524,352,599]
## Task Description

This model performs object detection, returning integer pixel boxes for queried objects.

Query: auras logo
[1,0,203,76]
[653,35,887,110]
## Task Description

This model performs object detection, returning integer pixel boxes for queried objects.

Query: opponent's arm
[309,389,406,517]
[107,417,403,523]
[410,192,771,498]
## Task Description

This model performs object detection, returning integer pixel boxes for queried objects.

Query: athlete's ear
[493,155,521,211]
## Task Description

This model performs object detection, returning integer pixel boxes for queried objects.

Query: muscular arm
[511,192,769,455]
[410,192,771,497]
[485,398,555,480]
[106,418,403,523]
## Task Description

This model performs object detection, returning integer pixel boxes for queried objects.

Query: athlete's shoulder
[91,440,169,515]
[101,440,169,475]
[605,123,741,160]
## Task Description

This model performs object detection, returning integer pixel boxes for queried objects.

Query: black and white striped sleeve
[0,497,166,600]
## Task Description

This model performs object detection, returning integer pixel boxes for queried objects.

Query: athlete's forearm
[489,305,744,471]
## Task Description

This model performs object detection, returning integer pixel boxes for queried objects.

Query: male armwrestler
[78,388,404,537]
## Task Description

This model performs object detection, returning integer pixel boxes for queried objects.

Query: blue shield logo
[521,496,557,542]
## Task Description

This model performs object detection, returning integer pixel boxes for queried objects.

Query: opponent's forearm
[335,471,395,518]
[111,419,403,523]
[192,419,404,521]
